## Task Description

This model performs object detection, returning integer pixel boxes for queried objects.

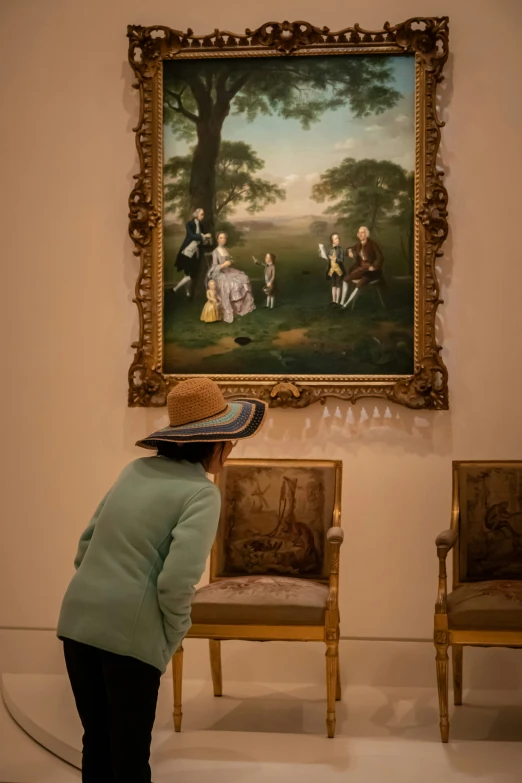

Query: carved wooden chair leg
[336,654,341,701]
[326,641,338,738]
[173,645,184,732]
[209,639,223,697]
[452,644,463,706]
[435,632,450,742]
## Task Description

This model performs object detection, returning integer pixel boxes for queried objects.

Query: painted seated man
[341,226,384,309]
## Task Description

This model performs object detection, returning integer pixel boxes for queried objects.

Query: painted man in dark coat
[173,208,212,299]
[341,226,384,309]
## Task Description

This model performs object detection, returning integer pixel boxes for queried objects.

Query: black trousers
[63,638,161,783]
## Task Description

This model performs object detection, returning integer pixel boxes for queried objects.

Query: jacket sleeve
[74,491,110,570]
[157,484,222,653]
[372,241,384,269]
[208,249,221,276]
[186,221,204,244]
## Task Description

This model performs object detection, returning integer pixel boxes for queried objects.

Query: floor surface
[1,674,522,782]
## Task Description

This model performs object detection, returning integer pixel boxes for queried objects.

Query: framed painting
[127,17,449,409]
[211,459,342,581]
[453,461,522,583]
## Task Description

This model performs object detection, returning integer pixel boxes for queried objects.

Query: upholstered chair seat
[447,581,522,631]
[191,576,330,626]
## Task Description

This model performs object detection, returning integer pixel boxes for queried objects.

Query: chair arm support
[327,526,344,545]
[326,527,344,613]
[435,529,457,615]
[435,528,458,551]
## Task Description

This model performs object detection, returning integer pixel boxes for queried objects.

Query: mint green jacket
[57,457,221,673]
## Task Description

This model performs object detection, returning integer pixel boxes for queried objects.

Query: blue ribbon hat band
[137,399,267,446]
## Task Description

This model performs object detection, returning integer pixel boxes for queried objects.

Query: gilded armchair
[173,459,343,738]
[434,460,522,742]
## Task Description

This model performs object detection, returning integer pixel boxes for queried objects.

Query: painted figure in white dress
[208,231,255,324]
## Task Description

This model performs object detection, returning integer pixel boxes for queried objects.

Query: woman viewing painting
[207,231,255,324]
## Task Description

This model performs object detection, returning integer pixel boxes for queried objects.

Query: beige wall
[1,0,522,655]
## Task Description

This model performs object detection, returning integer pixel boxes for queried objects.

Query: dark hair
[330,232,340,243]
[267,252,276,264]
[156,441,219,465]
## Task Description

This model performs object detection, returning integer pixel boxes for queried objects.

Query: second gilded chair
[434,460,522,742]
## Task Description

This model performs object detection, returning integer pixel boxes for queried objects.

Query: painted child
[200,280,222,323]
[325,233,346,305]
[253,253,277,309]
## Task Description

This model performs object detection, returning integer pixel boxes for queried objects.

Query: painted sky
[164,56,415,220]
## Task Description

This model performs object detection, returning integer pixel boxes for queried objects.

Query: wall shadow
[240,400,452,460]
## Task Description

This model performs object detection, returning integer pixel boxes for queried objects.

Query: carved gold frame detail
[127,18,449,409]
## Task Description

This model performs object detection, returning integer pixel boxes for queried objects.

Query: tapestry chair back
[454,461,522,585]
[211,461,338,583]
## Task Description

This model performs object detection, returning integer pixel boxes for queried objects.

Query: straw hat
[136,377,267,448]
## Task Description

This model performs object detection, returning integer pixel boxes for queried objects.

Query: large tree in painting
[164,140,286,245]
[163,56,401,234]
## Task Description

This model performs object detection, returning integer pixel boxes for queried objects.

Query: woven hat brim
[136,399,267,449]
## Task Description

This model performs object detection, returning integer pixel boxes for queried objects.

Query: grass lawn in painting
[163,220,414,376]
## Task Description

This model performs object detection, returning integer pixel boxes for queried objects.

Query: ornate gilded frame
[127,18,449,409]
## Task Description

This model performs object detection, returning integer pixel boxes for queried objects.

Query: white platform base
[3,673,522,782]
[4,632,522,690]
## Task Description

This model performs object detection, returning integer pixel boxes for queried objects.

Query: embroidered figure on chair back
[215,464,333,579]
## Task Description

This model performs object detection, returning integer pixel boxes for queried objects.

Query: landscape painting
[212,462,339,580]
[162,53,416,377]
[458,463,522,581]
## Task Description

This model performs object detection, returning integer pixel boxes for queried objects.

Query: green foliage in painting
[312,159,413,263]
[163,56,401,232]
[165,141,285,226]
[309,220,329,238]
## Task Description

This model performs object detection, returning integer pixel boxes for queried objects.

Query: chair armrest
[327,526,344,545]
[435,529,457,615]
[326,527,343,614]
[435,528,458,551]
